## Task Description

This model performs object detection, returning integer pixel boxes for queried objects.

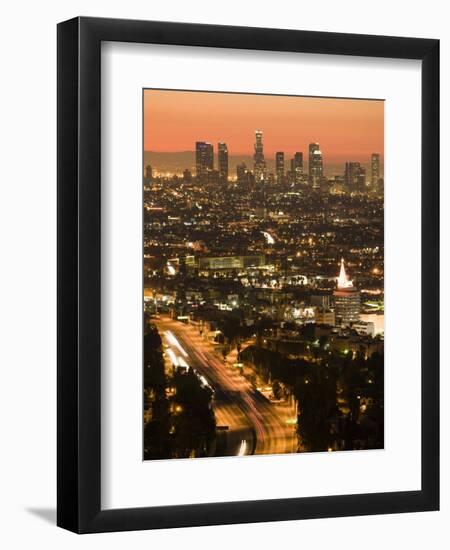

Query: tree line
[143,319,216,460]
[241,343,384,452]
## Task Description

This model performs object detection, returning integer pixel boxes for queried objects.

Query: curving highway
[156,316,297,458]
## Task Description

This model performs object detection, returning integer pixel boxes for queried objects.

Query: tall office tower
[195,141,214,180]
[371,153,380,188]
[253,130,266,182]
[309,143,323,188]
[275,152,285,185]
[333,258,361,326]
[357,166,367,188]
[344,162,366,191]
[218,142,229,185]
[292,152,303,184]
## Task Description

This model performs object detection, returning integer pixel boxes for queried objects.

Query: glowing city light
[261,231,275,245]
[164,331,188,357]
[166,348,178,366]
[237,439,248,456]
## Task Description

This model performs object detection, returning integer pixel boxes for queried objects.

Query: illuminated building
[315,307,336,326]
[360,313,384,336]
[344,162,366,191]
[268,211,290,223]
[253,130,266,182]
[275,152,285,185]
[309,143,323,188]
[198,255,265,271]
[218,142,229,185]
[371,153,380,188]
[291,152,303,184]
[195,141,213,180]
[352,320,375,337]
[331,175,345,194]
[333,258,361,326]
[283,305,315,323]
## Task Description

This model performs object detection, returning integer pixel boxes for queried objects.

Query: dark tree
[170,369,216,458]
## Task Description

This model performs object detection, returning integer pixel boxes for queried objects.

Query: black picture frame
[57,16,439,533]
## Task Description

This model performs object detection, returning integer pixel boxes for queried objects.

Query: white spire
[337,258,353,289]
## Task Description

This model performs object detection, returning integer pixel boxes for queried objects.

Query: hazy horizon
[144,150,383,177]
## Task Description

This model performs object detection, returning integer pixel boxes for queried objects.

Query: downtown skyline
[145,130,382,189]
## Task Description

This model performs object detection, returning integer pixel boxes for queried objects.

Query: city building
[315,307,336,326]
[218,142,229,185]
[236,162,254,186]
[291,152,303,184]
[253,130,266,182]
[344,162,366,191]
[360,313,384,336]
[144,164,153,183]
[310,291,332,309]
[352,320,375,337]
[275,152,285,185]
[333,258,361,326]
[371,153,380,188]
[198,254,266,271]
[195,141,214,180]
[330,175,345,194]
[308,143,323,188]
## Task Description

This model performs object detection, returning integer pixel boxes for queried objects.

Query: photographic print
[143,89,384,461]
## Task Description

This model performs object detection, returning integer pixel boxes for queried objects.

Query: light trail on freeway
[157,316,297,457]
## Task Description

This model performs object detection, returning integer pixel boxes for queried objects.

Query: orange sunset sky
[143,89,384,163]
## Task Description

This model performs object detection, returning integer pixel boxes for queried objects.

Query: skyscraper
[308,143,323,188]
[333,258,361,326]
[344,162,366,191]
[218,142,229,185]
[291,152,303,184]
[195,141,214,180]
[253,130,266,182]
[371,153,380,188]
[275,152,285,185]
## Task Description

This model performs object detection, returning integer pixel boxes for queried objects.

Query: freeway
[156,316,297,458]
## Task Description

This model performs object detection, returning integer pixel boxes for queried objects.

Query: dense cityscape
[143,126,384,460]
